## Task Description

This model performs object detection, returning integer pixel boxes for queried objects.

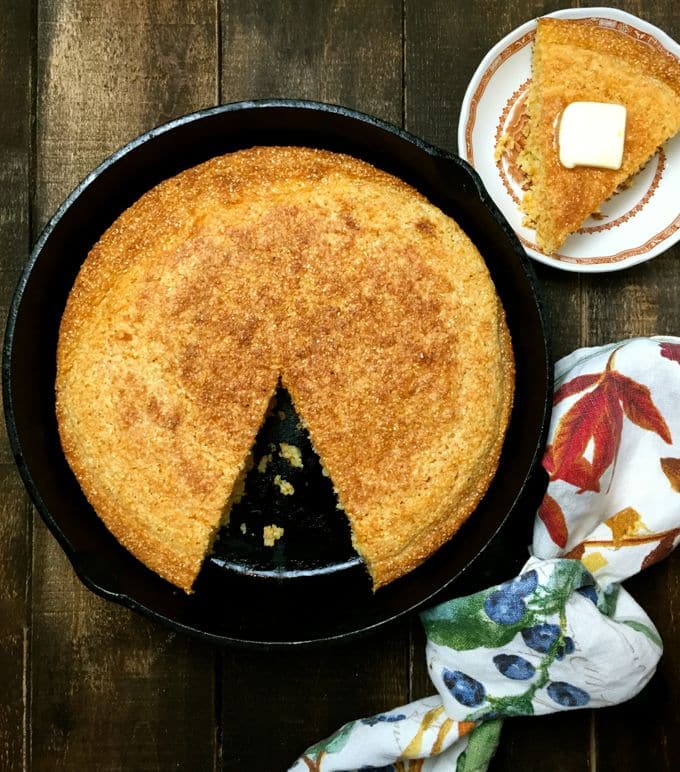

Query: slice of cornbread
[519,17,680,255]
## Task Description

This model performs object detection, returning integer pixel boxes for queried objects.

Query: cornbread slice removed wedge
[519,17,680,255]
[56,147,514,592]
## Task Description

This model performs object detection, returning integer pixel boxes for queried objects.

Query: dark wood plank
[0,1,33,769]
[31,2,219,769]
[220,629,410,770]
[34,0,217,232]
[31,542,218,772]
[582,252,680,345]
[220,0,402,120]
[0,0,33,467]
[218,2,407,769]
[0,466,33,771]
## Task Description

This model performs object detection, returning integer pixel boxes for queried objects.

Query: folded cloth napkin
[290,336,680,772]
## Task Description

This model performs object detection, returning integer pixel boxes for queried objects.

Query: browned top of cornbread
[519,17,680,255]
[56,146,514,592]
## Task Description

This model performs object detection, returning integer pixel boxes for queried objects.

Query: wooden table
[1,1,678,769]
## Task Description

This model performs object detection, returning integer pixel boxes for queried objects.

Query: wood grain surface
[0,3,33,771]
[31,2,218,770]
[1,1,678,770]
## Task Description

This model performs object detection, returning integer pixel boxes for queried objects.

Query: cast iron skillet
[3,100,552,647]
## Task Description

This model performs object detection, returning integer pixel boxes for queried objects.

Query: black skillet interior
[3,100,551,647]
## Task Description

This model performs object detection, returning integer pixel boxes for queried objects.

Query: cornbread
[279,442,303,468]
[273,475,295,496]
[257,454,272,474]
[263,525,285,547]
[56,146,514,592]
[519,18,680,254]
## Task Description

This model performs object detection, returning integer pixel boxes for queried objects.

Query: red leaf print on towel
[547,375,621,492]
[565,543,585,560]
[538,494,568,548]
[616,375,671,443]
[547,351,671,493]
[660,342,680,365]
[553,373,600,405]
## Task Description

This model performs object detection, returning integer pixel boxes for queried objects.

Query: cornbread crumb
[274,475,295,496]
[263,524,284,547]
[279,442,303,468]
[230,474,247,505]
[495,133,514,161]
[239,522,247,535]
[257,454,271,473]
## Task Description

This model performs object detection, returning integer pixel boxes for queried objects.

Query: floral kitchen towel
[534,337,680,583]
[290,337,680,772]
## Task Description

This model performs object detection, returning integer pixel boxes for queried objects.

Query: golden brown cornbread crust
[56,146,514,592]
[519,18,680,255]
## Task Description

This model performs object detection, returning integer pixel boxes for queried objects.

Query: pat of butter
[558,102,627,170]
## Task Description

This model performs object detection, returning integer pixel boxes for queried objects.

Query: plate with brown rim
[458,7,680,273]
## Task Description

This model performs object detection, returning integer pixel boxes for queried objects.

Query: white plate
[458,7,680,273]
